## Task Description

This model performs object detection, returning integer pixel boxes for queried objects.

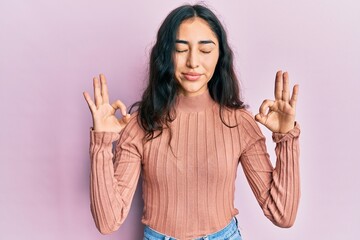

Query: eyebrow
[175,39,216,45]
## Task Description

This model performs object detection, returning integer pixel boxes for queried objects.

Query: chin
[180,85,208,96]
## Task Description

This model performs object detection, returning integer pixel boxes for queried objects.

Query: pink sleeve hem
[272,122,301,143]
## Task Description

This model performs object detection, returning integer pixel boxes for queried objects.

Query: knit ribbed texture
[89,89,301,239]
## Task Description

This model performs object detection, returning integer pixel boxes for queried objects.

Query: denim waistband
[144,217,240,240]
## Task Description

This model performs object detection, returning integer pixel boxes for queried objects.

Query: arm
[89,116,143,234]
[241,70,301,227]
[83,74,141,233]
[239,111,300,228]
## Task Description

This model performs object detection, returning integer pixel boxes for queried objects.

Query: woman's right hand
[83,74,131,133]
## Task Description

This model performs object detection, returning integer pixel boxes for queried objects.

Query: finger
[274,70,283,100]
[93,77,102,107]
[259,99,275,116]
[282,72,290,102]
[100,74,110,104]
[255,113,267,125]
[289,84,299,108]
[119,113,131,125]
[83,91,96,112]
[111,100,128,116]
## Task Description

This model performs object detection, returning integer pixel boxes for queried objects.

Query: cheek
[174,54,186,71]
[203,56,219,73]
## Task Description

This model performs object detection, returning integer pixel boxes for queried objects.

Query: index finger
[274,70,283,100]
[100,74,110,104]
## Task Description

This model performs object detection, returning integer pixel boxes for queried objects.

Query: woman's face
[173,17,220,97]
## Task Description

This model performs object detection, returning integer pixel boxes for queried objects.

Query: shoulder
[224,107,264,140]
[119,111,145,140]
[222,107,256,125]
[234,108,255,120]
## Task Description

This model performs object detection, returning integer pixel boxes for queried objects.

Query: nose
[186,49,199,68]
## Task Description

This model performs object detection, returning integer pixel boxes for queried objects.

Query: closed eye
[176,49,188,53]
[201,50,212,54]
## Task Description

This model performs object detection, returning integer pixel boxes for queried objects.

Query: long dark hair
[130,4,246,141]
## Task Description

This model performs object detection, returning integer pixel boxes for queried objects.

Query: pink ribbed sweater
[89,89,300,239]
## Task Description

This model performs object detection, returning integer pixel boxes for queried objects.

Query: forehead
[177,17,218,43]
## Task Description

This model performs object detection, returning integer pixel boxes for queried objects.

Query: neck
[175,89,216,113]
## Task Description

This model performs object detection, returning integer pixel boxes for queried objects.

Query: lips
[183,72,202,81]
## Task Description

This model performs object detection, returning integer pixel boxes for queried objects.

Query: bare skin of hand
[255,70,299,134]
[83,74,131,133]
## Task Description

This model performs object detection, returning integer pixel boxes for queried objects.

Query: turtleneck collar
[175,89,217,113]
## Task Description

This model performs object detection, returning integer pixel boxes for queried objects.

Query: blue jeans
[143,217,242,240]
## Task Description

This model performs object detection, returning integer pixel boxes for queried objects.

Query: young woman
[83,4,300,240]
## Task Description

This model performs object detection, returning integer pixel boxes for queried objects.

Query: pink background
[1,0,359,239]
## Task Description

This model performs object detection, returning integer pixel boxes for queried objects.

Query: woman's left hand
[255,70,299,134]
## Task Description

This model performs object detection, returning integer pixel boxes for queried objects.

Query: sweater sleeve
[89,116,143,234]
[239,110,301,228]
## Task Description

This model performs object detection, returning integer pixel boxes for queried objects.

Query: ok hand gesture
[255,71,299,134]
[83,74,131,133]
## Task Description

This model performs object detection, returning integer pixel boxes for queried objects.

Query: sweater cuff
[90,127,120,145]
[272,122,301,143]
